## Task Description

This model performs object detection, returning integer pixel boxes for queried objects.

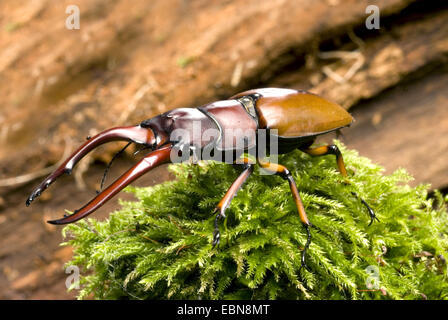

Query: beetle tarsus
[302,144,378,227]
[212,229,220,248]
[352,192,378,225]
[365,204,379,226]
[212,208,225,248]
[299,224,312,273]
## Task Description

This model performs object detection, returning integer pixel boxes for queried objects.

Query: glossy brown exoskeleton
[26,88,376,270]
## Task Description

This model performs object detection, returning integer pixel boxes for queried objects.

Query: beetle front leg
[212,158,254,248]
[300,144,378,225]
[257,158,312,272]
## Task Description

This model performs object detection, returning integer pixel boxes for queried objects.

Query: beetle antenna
[335,129,344,140]
[133,144,151,156]
[98,142,132,193]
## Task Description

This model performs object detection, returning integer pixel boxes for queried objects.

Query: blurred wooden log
[0,0,446,187]
[0,0,447,301]
[270,4,448,108]
[0,0,417,179]
[321,67,448,190]
[311,6,448,109]
[270,5,448,189]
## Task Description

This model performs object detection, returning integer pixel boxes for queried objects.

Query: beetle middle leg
[257,158,312,272]
[300,144,378,225]
[212,157,254,248]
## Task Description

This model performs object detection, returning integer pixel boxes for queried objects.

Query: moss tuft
[62,141,448,299]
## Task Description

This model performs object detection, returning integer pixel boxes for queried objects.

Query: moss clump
[62,141,448,299]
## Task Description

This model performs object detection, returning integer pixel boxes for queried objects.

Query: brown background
[0,0,447,299]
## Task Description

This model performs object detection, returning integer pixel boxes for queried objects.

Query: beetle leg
[301,145,348,177]
[257,158,312,272]
[212,157,254,248]
[46,145,172,225]
[300,144,378,225]
[26,125,156,206]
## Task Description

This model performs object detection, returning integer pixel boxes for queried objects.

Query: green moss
[62,141,448,300]
[5,22,22,32]
[176,56,195,68]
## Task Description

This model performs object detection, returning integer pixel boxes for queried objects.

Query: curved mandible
[47,145,172,224]
[26,125,156,206]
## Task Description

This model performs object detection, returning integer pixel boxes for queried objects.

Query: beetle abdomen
[232,88,353,138]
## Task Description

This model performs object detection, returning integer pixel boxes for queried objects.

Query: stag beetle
[26,88,376,270]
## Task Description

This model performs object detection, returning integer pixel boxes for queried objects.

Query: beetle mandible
[26,88,376,270]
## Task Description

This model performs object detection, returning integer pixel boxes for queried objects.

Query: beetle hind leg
[300,144,378,225]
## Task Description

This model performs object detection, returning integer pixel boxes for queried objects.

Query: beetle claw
[212,229,220,248]
[212,208,226,248]
[368,212,380,226]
